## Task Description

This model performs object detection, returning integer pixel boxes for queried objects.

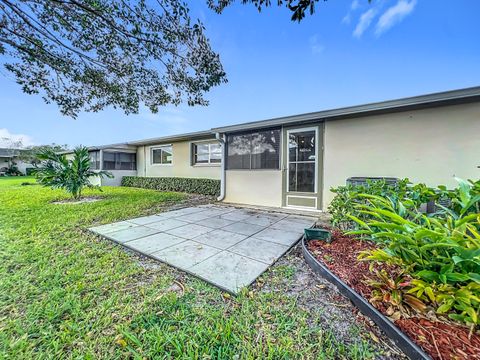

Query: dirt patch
[257,245,406,359]
[52,196,103,204]
[305,229,480,360]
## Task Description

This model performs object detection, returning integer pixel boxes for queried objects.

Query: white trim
[150,144,173,166]
[286,126,319,194]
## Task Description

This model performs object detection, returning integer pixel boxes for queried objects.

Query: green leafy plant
[34,146,112,200]
[328,178,435,230]
[348,178,480,327]
[122,176,220,197]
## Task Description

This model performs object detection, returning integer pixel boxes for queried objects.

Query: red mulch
[306,228,480,360]
[307,228,378,299]
[396,318,480,360]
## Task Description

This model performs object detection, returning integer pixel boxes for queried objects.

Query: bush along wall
[121,176,220,197]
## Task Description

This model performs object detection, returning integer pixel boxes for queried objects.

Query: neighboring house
[78,86,480,212]
[0,148,34,175]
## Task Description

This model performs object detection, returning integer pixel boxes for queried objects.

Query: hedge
[121,176,220,197]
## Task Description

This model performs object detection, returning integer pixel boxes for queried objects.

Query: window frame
[191,140,222,167]
[150,144,173,166]
[226,128,281,171]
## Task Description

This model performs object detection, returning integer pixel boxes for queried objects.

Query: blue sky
[1,0,479,148]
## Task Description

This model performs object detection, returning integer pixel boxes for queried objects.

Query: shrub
[122,176,220,197]
[348,178,480,327]
[34,146,112,199]
[328,178,436,230]
[5,162,23,176]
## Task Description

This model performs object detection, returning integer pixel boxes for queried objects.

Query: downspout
[216,132,226,201]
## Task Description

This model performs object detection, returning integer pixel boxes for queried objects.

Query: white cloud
[0,128,35,148]
[342,0,360,24]
[353,8,377,38]
[375,0,417,35]
[309,35,325,54]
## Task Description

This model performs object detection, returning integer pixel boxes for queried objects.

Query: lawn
[0,177,382,359]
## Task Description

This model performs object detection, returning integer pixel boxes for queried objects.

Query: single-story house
[75,86,480,212]
[0,148,34,175]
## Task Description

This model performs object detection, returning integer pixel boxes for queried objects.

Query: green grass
[0,178,378,359]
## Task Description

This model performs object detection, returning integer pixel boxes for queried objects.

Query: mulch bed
[306,228,480,360]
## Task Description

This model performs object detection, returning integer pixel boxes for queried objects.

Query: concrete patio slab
[177,211,216,223]
[107,226,161,243]
[145,218,188,232]
[270,215,315,232]
[159,207,205,218]
[165,223,213,239]
[89,205,316,294]
[189,251,270,293]
[242,213,287,226]
[193,229,247,249]
[128,215,164,225]
[90,221,137,235]
[151,240,221,269]
[253,227,303,246]
[228,237,289,264]
[221,221,265,236]
[124,233,185,254]
[197,217,235,229]
[219,210,253,222]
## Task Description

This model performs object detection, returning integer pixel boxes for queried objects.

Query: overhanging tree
[0,0,227,117]
[208,0,370,22]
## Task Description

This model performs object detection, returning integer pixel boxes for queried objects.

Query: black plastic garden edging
[301,237,431,360]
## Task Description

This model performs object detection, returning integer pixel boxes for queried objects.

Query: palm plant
[34,146,112,200]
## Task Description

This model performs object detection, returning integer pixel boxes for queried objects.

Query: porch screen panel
[227,128,280,170]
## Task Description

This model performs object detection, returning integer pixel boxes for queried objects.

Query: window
[227,129,280,170]
[89,151,100,170]
[192,142,221,165]
[151,145,172,165]
[102,152,136,170]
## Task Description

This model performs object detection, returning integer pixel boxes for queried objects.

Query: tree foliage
[0,0,227,117]
[208,0,324,21]
[34,146,112,199]
[208,0,371,21]
[19,143,70,166]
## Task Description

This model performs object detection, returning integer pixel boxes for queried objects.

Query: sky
[1,0,479,148]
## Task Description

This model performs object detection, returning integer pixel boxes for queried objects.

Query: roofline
[126,130,215,146]
[58,86,480,151]
[212,86,480,133]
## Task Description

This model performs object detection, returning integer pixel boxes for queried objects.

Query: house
[79,86,480,212]
[0,148,34,175]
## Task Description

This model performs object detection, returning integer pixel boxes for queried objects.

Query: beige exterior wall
[137,139,221,180]
[224,170,283,207]
[322,102,480,207]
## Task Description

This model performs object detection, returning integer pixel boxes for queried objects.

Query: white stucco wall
[322,102,480,207]
[224,170,283,207]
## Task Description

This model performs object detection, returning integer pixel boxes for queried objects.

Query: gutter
[215,132,226,201]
